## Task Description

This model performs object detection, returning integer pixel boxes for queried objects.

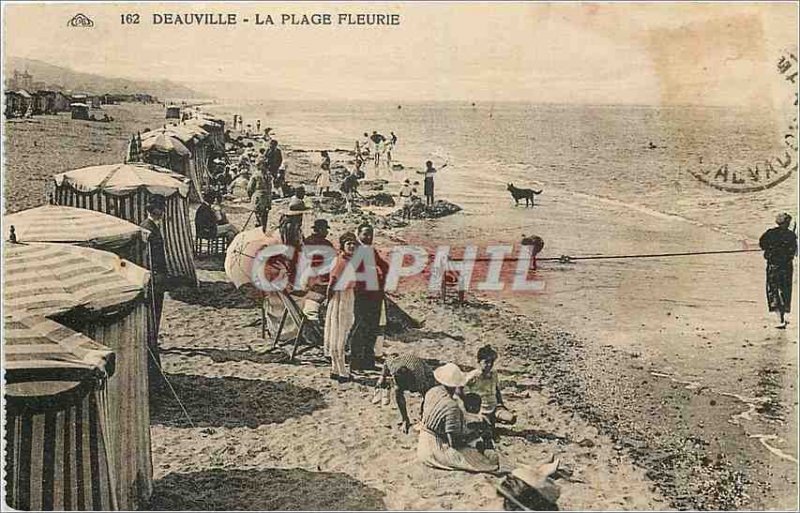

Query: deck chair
[262,291,323,361]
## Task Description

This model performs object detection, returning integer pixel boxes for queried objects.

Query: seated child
[465,345,517,430]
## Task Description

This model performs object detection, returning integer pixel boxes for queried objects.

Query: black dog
[507,183,543,207]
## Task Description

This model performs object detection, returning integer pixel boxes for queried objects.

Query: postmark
[687,51,798,194]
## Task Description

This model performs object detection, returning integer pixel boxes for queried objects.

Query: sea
[211,100,795,242]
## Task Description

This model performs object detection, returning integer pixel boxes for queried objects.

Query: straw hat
[433,363,466,388]
[511,459,561,504]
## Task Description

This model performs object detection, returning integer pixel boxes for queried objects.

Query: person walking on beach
[316,150,332,196]
[256,120,261,133]
[417,160,447,207]
[247,167,272,233]
[370,131,386,167]
[759,213,797,329]
[325,231,360,382]
[348,223,389,371]
[386,131,398,168]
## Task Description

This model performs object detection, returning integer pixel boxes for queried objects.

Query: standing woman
[417,160,447,207]
[316,150,332,196]
[325,232,360,383]
[759,212,798,328]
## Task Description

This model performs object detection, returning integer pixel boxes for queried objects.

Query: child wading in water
[465,345,517,432]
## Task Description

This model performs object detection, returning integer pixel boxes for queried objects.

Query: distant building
[7,70,33,91]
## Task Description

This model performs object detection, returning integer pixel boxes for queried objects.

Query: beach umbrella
[140,130,191,157]
[54,162,189,197]
[3,242,150,317]
[225,227,272,290]
[4,311,115,385]
[6,205,149,255]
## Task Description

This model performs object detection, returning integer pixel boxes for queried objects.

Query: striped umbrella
[6,205,149,256]
[3,242,150,318]
[140,130,191,157]
[5,312,115,385]
[53,163,189,198]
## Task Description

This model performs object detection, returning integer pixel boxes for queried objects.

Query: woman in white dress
[324,231,359,382]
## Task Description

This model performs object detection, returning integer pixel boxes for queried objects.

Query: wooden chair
[194,207,227,256]
[263,291,323,361]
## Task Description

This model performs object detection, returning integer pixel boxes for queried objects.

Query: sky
[3,2,798,105]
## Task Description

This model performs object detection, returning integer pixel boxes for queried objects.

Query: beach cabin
[51,162,198,286]
[4,242,156,510]
[166,105,181,119]
[5,312,118,511]
[31,91,49,115]
[16,89,33,116]
[4,91,25,118]
[70,102,90,120]
[53,91,71,112]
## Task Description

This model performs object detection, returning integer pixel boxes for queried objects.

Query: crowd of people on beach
[145,113,797,497]
[187,117,529,475]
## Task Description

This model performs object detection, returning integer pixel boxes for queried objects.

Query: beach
[3,101,797,510]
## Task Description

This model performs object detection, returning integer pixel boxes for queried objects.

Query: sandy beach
[4,100,797,511]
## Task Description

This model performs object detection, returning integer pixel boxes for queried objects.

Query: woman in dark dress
[759,212,797,328]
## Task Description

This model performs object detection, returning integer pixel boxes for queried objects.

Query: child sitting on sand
[465,345,517,431]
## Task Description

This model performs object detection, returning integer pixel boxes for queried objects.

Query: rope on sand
[446,248,761,263]
[538,248,762,263]
[147,343,196,429]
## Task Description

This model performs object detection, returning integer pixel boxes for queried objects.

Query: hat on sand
[433,363,466,388]
[285,197,310,216]
[511,459,562,504]
[776,212,792,225]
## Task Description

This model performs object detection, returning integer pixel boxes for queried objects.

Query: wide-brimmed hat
[433,363,466,388]
[776,212,792,225]
[285,197,310,216]
[313,219,330,230]
[511,459,561,504]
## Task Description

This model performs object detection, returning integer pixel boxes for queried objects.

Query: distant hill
[5,56,208,101]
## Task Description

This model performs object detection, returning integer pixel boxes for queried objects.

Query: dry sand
[4,103,796,510]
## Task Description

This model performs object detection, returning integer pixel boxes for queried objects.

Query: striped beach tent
[6,205,150,266]
[5,312,118,511]
[51,162,198,287]
[141,125,208,200]
[4,242,155,510]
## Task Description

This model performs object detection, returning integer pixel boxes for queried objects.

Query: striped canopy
[6,205,149,250]
[4,312,115,387]
[53,163,189,198]
[3,242,150,318]
[140,131,191,157]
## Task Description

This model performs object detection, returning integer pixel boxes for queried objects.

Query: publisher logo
[67,13,94,28]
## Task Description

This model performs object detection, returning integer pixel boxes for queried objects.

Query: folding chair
[264,291,323,361]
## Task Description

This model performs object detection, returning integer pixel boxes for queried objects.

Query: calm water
[212,100,795,240]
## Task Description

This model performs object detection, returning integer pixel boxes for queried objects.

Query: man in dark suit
[141,195,169,382]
